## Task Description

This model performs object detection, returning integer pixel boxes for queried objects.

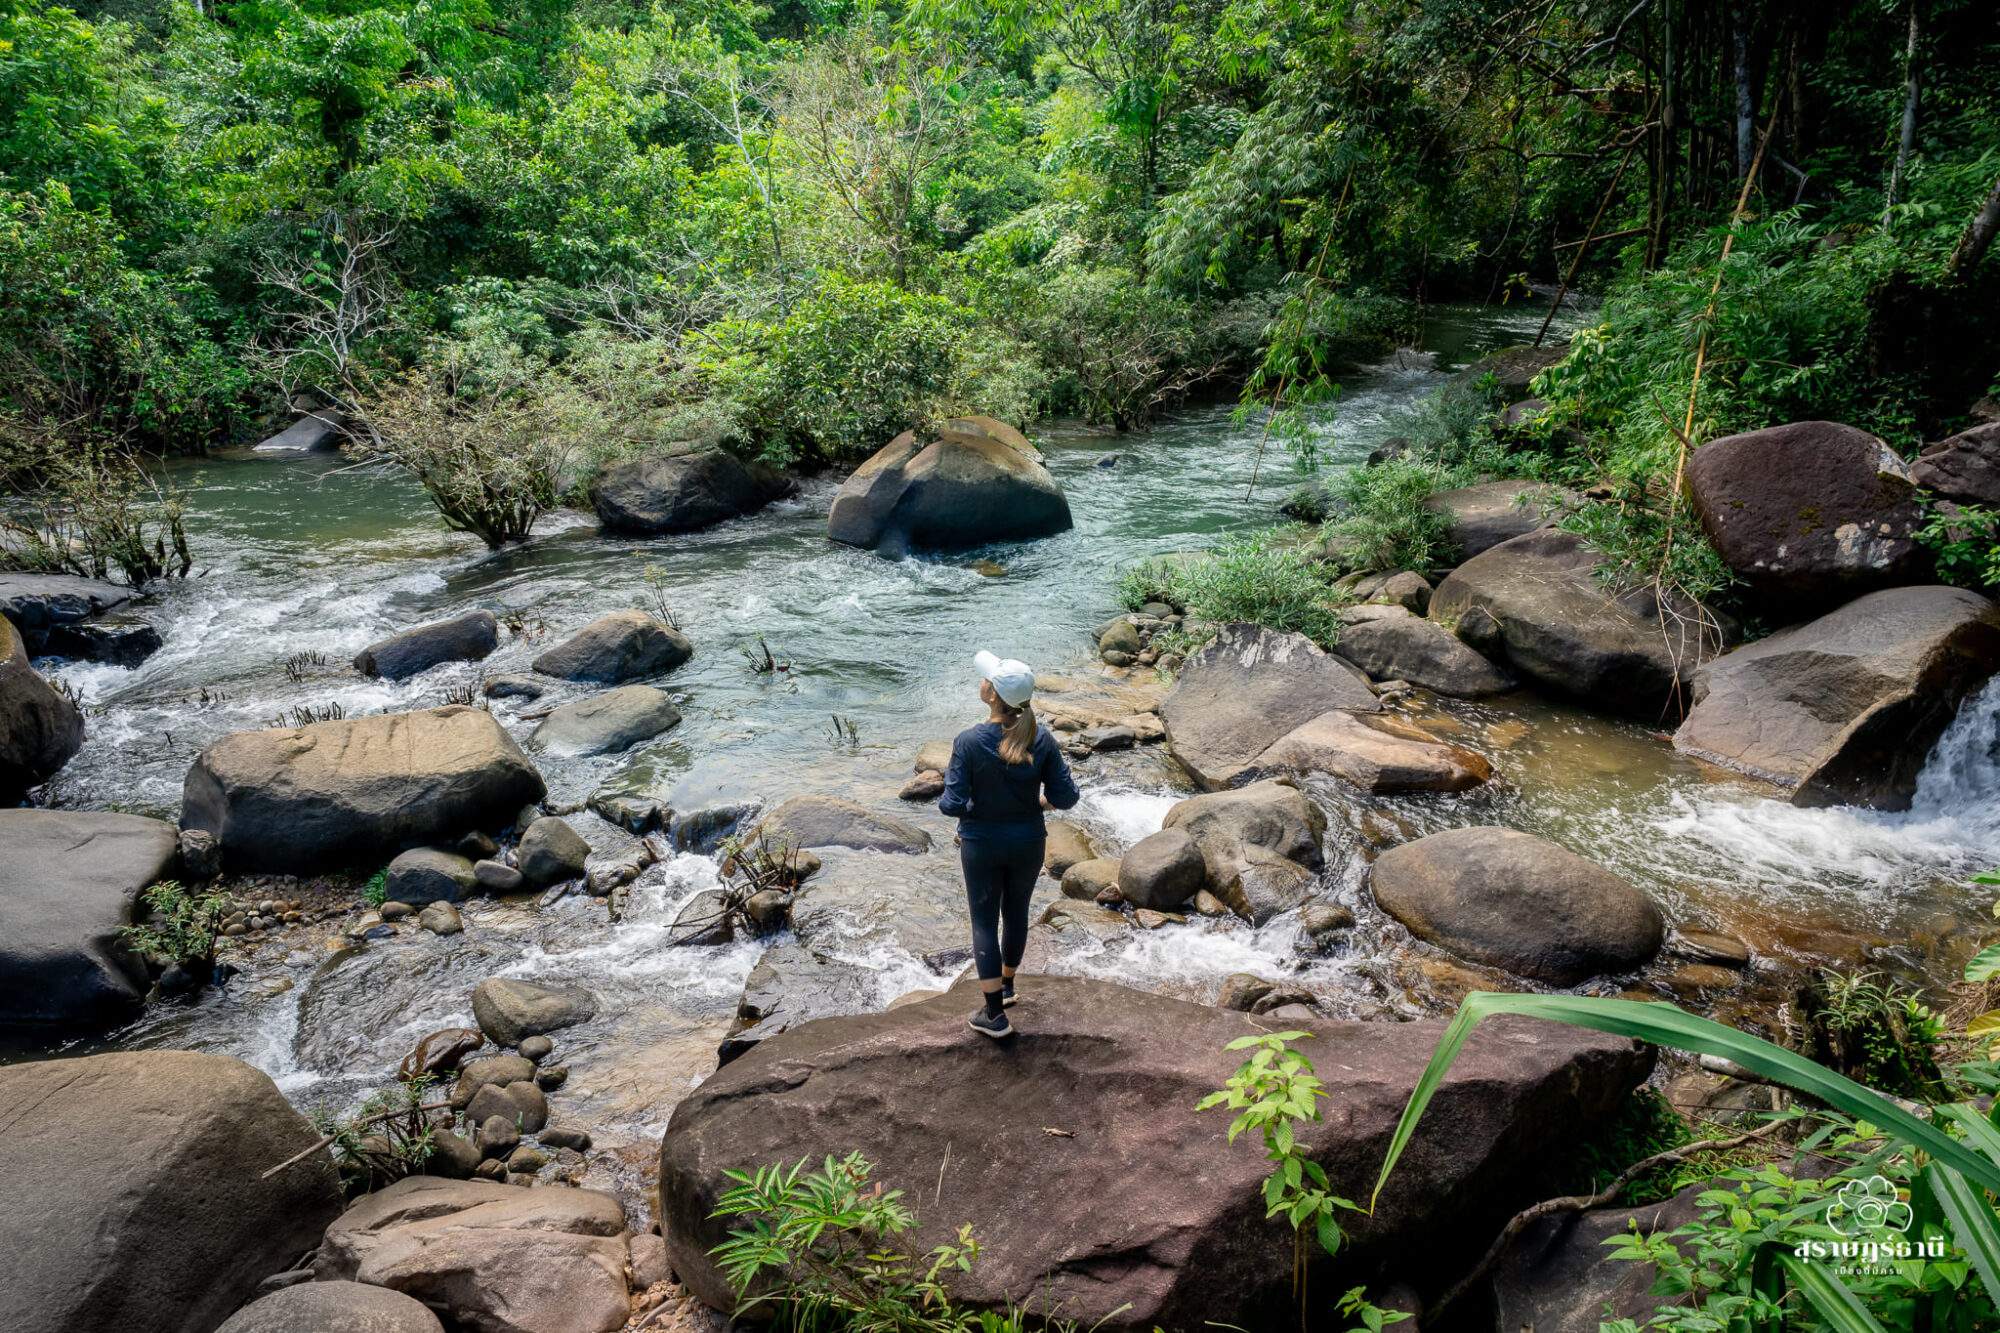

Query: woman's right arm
[937,733,973,818]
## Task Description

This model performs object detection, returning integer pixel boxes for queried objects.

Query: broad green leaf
[1926,1162,2000,1300]
[1965,944,2000,983]
[1367,993,2000,1211]
[1776,1252,1890,1333]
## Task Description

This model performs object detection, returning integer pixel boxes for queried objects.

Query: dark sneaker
[969,1008,1014,1040]
[1001,979,1018,1007]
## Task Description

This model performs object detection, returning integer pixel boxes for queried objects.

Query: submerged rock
[592,447,793,535]
[1674,584,2000,809]
[1371,827,1664,985]
[309,1177,633,1333]
[0,809,177,1037]
[1,1051,342,1333]
[1688,421,1928,605]
[531,685,681,757]
[1158,622,1380,789]
[1240,709,1493,793]
[532,610,692,683]
[470,977,597,1047]
[1428,528,1733,722]
[1,613,84,800]
[828,417,1071,553]
[181,706,545,872]
[749,794,932,854]
[354,609,499,680]
[658,976,1649,1331]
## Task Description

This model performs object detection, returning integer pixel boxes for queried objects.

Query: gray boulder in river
[530,684,681,756]
[1421,479,1570,561]
[0,808,177,1037]
[1687,420,1929,606]
[0,571,132,651]
[657,976,1650,1332]
[0,1050,342,1333]
[1334,609,1518,697]
[532,609,691,683]
[1371,826,1665,985]
[827,416,1071,553]
[592,446,794,534]
[1675,584,2000,809]
[1428,527,1734,722]
[216,1281,445,1333]
[0,613,84,800]
[181,705,546,871]
[354,608,499,679]
[750,793,933,853]
[1157,622,1380,789]
[1161,779,1325,924]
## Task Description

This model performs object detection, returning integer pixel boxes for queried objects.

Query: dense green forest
[4,0,1999,584]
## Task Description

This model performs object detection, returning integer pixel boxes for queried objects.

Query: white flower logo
[1831,1176,1913,1236]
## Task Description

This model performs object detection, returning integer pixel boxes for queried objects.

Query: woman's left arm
[938,734,973,818]
[1039,738,1081,811]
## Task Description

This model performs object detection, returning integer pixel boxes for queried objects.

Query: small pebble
[535,1064,569,1091]
[517,1035,553,1062]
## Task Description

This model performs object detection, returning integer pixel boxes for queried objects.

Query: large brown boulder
[1687,421,1928,604]
[216,1281,446,1333]
[658,976,1650,1331]
[592,447,793,535]
[1161,779,1325,924]
[309,1177,633,1333]
[0,571,132,651]
[1486,1180,1706,1333]
[1422,480,1568,560]
[1428,528,1733,722]
[1674,585,2000,809]
[0,1051,342,1333]
[1240,709,1493,794]
[827,418,1071,553]
[1371,827,1665,985]
[1912,421,2000,506]
[1159,622,1380,789]
[1,613,83,800]
[181,706,546,871]
[1335,611,1517,697]
[0,809,177,1037]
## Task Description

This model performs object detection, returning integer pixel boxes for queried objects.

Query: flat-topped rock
[354,610,499,680]
[1158,623,1380,789]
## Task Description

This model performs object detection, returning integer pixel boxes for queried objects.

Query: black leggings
[961,836,1042,981]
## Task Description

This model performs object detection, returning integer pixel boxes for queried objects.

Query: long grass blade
[1368,993,2000,1210]
[1926,1163,2000,1299]
[1777,1252,1890,1333]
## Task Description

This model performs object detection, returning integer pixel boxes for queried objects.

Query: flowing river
[31,301,2000,1202]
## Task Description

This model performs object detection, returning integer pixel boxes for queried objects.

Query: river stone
[1162,779,1324,876]
[1335,614,1517,697]
[914,738,954,774]
[1912,422,2000,506]
[0,809,177,1036]
[1674,584,2000,809]
[354,610,499,680]
[667,888,736,946]
[216,1280,446,1333]
[1060,857,1122,901]
[1240,710,1493,794]
[253,408,346,453]
[384,848,477,906]
[1422,480,1567,560]
[1116,828,1206,910]
[0,1051,342,1333]
[1688,421,1928,604]
[749,794,932,854]
[0,572,132,651]
[530,685,681,756]
[719,941,883,1063]
[182,706,545,871]
[658,976,1649,1331]
[516,816,589,886]
[400,1027,484,1080]
[43,614,162,666]
[472,860,523,893]
[1352,569,1433,613]
[451,1054,539,1111]
[1371,827,1665,985]
[1452,341,1568,395]
[592,448,792,535]
[1428,528,1733,722]
[1487,1180,1708,1333]
[1159,622,1381,789]
[1043,820,1097,876]
[827,417,1071,554]
[1,614,84,800]
[531,610,692,683]
[309,1176,632,1333]
[467,1080,549,1135]
[470,978,597,1047]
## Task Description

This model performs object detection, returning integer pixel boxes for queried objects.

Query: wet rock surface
[1159,623,1380,788]
[828,417,1071,553]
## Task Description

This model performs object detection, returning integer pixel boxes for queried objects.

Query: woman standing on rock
[939,650,1081,1039]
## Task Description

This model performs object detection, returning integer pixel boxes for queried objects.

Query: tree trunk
[1733,23,1753,179]
[1883,1,1922,224]
[1946,170,2000,283]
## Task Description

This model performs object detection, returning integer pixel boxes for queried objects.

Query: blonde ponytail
[997,701,1037,765]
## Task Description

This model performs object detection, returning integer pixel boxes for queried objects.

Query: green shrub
[119,880,228,967]
[1122,533,1349,646]
[1921,502,2000,592]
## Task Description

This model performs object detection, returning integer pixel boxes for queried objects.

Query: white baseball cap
[974,650,1035,708]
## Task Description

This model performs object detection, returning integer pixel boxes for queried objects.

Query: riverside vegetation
[6,2,2000,1333]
